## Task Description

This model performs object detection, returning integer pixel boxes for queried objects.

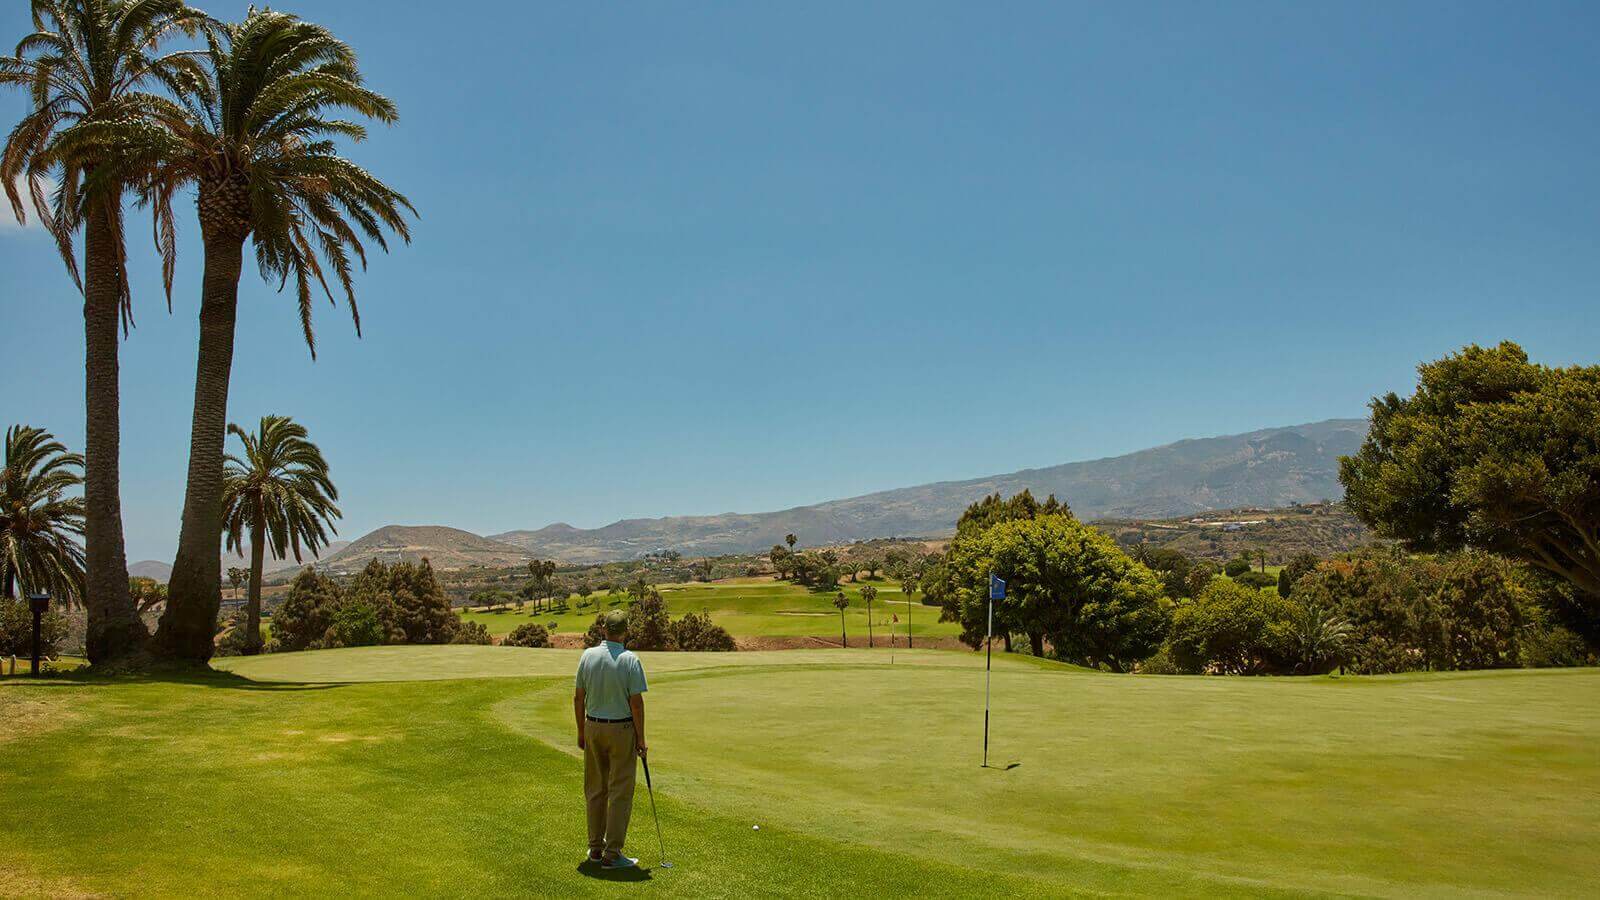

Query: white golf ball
[752,825,760,831]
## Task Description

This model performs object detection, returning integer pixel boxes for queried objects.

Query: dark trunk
[1002,631,1013,653]
[866,601,873,648]
[81,201,147,663]
[1029,631,1045,657]
[155,232,245,663]
[243,514,266,654]
[906,606,912,649]
[839,611,847,648]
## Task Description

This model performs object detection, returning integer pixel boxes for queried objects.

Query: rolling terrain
[313,525,528,573]
[492,419,1366,562]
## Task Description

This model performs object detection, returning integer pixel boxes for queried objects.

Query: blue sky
[3,1,1598,562]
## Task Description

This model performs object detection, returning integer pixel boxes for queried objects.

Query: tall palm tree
[832,592,849,648]
[861,584,877,648]
[1,0,202,662]
[0,426,86,604]
[139,9,413,661]
[220,415,340,654]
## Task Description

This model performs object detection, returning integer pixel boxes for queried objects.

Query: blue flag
[989,574,1006,600]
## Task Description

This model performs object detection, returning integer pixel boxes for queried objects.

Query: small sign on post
[982,575,1005,767]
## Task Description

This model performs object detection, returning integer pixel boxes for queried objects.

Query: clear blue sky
[3,1,1598,562]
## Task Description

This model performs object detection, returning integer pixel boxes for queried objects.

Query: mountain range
[133,418,1367,574]
[489,418,1367,563]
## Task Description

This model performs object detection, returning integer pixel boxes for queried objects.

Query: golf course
[457,579,958,644]
[3,645,1595,897]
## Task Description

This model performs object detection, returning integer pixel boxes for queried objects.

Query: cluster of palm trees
[2,1,412,664]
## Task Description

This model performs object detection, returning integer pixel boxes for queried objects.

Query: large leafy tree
[220,415,340,655]
[0,425,85,604]
[936,509,1169,671]
[138,8,413,661]
[1,0,202,662]
[1341,341,1600,607]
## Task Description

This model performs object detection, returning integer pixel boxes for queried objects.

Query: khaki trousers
[583,720,638,860]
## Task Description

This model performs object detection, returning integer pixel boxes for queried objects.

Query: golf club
[641,754,672,869]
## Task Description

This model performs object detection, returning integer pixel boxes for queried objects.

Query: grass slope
[2,647,1596,897]
[460,579,958,642]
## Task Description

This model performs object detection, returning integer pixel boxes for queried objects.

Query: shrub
[1520,625,1593,668]
[1223,556,1253,578]
[672,612,735,651]
[451,620,493,645]
[1233,571,1277,590]
[0,597,69,659]
[1278,553,1320,598]
[504,622,552,648]
[1137,644,1180,675]
[1168,580,1297,675]
[326,599,385,648]
[271,569,344,652]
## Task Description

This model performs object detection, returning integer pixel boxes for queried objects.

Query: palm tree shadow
[575,861,653,882]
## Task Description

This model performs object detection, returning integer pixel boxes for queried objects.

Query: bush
[504,622,552,648]
[271,569,344,652]
[451,620,493,645]
[1233,571,1277,590]
[1278,553,1320,598]
[1520,625,1593,668]
[1168,580,1297,675]
[0,597,69,659]
[326,599,385,648]
[1137,644,1180,675]
[671,612,735,651]
[1223,556,1253,577]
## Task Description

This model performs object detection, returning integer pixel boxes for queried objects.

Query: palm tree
[0,426,86,604]
[832,592,849,648]
[220,415,340,654]
[142,9,413,661]
[226,566,245,600]
[785,533,797,552]
[900,575,918,649]
[1291,603,1352,675]
[2,0,203,663]
[861,585,878,648]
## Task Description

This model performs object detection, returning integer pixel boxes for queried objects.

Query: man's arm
[628,692,646,757]
[573,687,586,749]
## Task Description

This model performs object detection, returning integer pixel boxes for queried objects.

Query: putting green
[4,646,1597,897]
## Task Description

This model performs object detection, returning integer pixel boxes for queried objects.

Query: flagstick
[983,586,993,768]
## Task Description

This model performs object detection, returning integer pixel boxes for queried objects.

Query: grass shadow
[575,860,653,882]
[1,663,347,692]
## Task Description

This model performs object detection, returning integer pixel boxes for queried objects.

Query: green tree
[0,426,85,605]
[1341,342,1600,609]
[226,566,246,601]
[1277,553,1320,598]
[769,544,793,580]
[937,511,1168,670]
[900,575,919,648]
[150,8,414,662]
[270,568,342,652]
[0,597,69,660]
[1169,580,1298,675]
[2,0,204,663]
[833,592,849,648]
[219,416,340,654]
[671,611,734,651]
[1288,548,1438,674]
[691,558,714,582]
[785,533,797,553]
[861,584,878,648]
[1286,602,1351,675]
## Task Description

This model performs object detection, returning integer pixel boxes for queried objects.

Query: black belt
[586,715,632,724]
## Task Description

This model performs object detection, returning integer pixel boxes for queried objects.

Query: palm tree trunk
[82,201,147,664]
[156,233,245,663]
[839,611,846,648]
[867,601,874,648]
[244,515,265,655]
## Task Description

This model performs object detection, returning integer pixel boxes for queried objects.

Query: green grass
[460,578,958,642]
[2,646,1597,896]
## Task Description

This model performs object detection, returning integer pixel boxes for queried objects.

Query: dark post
[28,592,50,676]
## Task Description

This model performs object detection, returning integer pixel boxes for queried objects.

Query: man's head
[603,610,628,641]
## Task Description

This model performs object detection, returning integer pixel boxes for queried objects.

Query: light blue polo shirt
[575,640,648,720]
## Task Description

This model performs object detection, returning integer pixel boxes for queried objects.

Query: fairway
[458,579,959,643]
[2,647,1597,897]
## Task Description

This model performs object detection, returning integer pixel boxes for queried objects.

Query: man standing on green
[574,610,649,869]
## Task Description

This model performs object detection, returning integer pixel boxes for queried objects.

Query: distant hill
[1096,503,1375,562]
[492,418,1368,563]
[131,543,354,584]
[313,526,528,573]
[129,560,173,582]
